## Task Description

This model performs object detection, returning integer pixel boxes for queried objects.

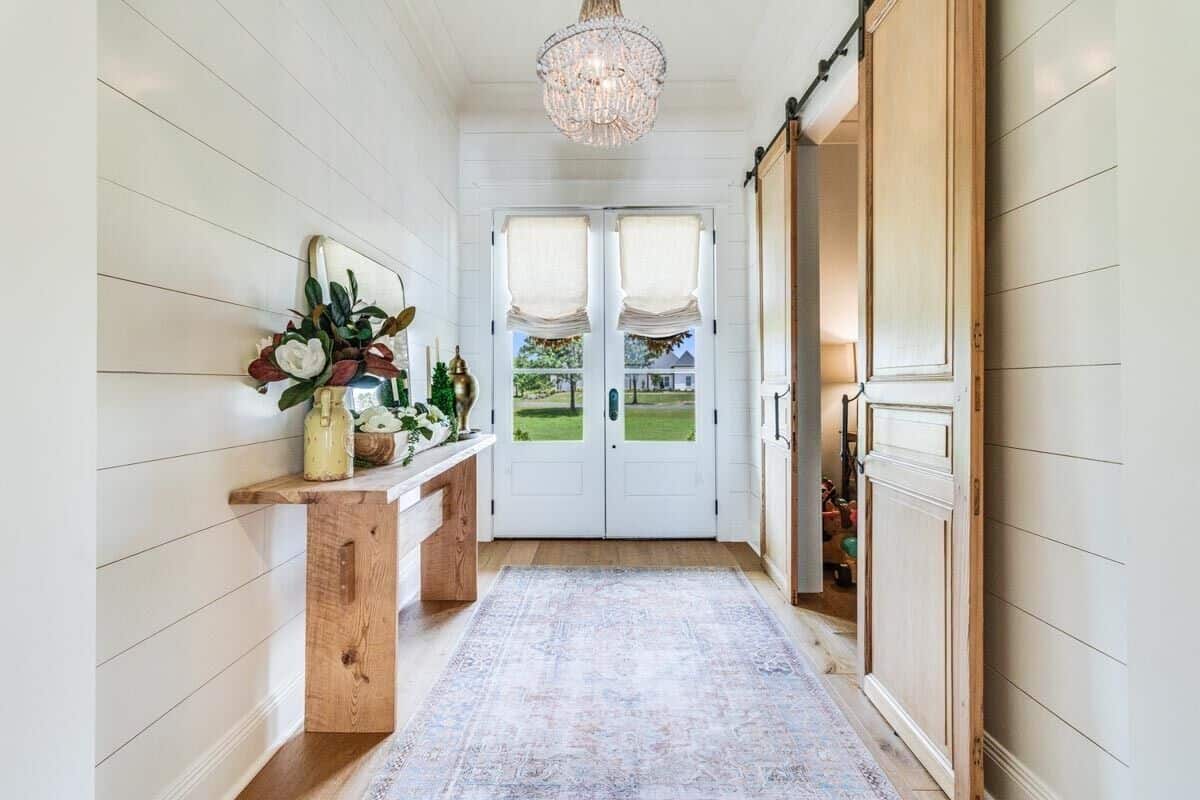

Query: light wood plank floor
[238,540,945,800]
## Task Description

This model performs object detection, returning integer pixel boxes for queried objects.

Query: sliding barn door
[858,1,985,799]
[757,123,799,598]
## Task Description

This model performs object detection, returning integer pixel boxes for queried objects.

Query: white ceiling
[430,0,773,84]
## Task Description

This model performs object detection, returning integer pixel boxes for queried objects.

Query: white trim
[155,673,303,800]
[984,732,1060,800]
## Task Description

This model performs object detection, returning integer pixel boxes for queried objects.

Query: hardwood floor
[238,540,945,800]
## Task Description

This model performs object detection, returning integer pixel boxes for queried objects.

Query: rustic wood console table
[230,435,496,734]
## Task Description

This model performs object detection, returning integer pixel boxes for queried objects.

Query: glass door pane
[623,331,697,442]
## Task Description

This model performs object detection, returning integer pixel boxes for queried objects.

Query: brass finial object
[448,346,478,436]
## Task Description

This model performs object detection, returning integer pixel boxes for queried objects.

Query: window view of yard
[510,331,696,443]
[624,330,695,442]
[512,333,583,441]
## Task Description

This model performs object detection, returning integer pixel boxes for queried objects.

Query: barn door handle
[773,386,791,447]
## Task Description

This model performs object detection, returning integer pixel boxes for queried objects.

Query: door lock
[608,388,619,421]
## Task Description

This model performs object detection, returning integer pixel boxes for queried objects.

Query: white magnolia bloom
[274,338,326,380]
[356,406,391,427]
[415,414,436,432]
[360,415,404,434]
[426,405,446,422]
[397,406,417,419]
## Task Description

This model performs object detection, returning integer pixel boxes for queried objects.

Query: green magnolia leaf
[282,331,306,346]
[394,306,416,331]
[316,329,333,356]
[330,282,353,326]
[348,270,359,305]
[304,278,323,312]
[356,305,388,319]
[300,317,318,338]
[278,380,318,411]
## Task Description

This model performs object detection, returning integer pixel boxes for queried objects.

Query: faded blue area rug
[366,567,900,800]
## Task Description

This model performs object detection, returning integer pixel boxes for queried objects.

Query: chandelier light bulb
[536,0,667,148]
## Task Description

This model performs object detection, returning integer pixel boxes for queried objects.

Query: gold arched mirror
[308,235,411,410]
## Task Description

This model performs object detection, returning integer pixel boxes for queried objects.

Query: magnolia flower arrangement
[248,272,415,410]
[356,403,452,465]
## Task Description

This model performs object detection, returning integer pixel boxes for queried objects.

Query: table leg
[420,455,478,602]
[305,502,397,733]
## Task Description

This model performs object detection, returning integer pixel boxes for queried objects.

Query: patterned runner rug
[366,567,900,800]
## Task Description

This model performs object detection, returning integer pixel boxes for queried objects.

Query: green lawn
[513,391,695,442]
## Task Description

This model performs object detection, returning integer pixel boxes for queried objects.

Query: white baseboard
[984,732,1059,800]
[156,672,304,800]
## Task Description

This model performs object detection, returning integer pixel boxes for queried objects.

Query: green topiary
[430,361,455,421]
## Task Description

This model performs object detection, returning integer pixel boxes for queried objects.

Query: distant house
[628,351,696,391]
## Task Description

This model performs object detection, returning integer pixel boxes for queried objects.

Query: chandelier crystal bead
[536,0,667,148]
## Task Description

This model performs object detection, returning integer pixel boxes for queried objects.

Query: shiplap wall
[1,2,96,796]
[95,0,461,797]
[457,82,755,542]
[985,1,1127,797]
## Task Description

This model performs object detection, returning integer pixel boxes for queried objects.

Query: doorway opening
[491,207,718,540]
[806,105,861,627]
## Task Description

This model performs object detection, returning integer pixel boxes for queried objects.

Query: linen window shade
[504,216,591,339]
[617,215,703,337]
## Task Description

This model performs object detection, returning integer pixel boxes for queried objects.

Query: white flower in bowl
[415,414,436,432]
[360,414,404,434]
[274,338,326,380]
[397,406,417,419]
[426,405,447,422]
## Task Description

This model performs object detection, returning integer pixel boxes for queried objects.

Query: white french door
[602,209,717,538]
[492,207,717,539]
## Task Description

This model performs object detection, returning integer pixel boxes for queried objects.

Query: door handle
[773,386,791,447]
[609,388,619,421]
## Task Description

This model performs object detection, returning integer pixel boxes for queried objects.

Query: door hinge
[972,478,981,516]
[714,409,719,425]
[712,229,717,244]
[715,499,719,516]
[491,409,495,425]
[491,230,495,246]
[974,375,982,412]
[713,319,717,335]
[491,319,495,335]
[973,321,983,351]
[490,500,495,515]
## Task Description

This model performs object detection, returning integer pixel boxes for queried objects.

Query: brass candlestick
[448,346,478,435]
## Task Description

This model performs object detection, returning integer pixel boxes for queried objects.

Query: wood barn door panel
[757,128,798,599]
[869,0,952,378]
[858,1,985,798]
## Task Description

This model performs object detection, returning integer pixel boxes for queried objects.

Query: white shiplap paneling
[96,0,461,797]
[984,0,1126,795]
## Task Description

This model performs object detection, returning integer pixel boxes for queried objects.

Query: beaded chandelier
[536,0,667,148]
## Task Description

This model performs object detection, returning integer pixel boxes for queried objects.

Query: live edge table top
[228,434,496,506]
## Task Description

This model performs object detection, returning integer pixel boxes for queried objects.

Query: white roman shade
[505,215,591,339]
[617,215,703,337]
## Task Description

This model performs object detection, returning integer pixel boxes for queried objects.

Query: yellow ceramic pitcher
[303,386,354,481]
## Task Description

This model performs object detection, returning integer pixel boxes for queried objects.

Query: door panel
[493,209,606,538]
[603,208,717,539]
[858,1,985,799]
[757,131,797,597]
